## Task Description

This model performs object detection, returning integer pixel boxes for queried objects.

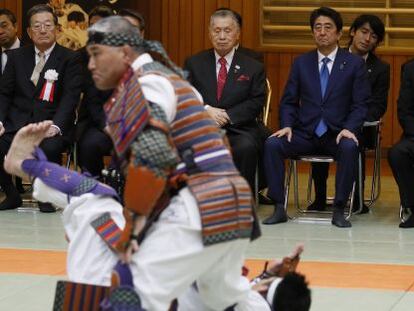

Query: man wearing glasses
[0,4,82,212]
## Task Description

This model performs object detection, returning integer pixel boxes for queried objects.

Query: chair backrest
[263,78,272,126]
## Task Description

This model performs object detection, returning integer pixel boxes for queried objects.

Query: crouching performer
[6,15,270,311]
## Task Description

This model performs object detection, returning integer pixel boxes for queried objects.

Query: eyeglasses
[31,23,55,32]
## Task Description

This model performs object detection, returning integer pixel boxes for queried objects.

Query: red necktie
[217,57,227,101]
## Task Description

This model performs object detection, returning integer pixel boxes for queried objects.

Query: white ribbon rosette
[40,69,59,102]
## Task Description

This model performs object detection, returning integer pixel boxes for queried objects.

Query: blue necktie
[315,57,330,137]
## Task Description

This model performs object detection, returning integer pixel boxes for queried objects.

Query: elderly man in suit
[184,8,266,191]
[309,14,390,214]
[388,60,414,228]
[0,4,82,212]
[263,7,370,227]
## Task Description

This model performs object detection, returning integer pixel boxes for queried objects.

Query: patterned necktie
[315,57,330,137]
[31,52,46,86]
[217,57,227,101]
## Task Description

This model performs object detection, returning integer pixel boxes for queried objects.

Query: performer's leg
[130,188,270,311]
[5,122,123,285]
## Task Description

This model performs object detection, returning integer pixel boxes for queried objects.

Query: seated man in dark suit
[263,7,369,227]
[388,60,414,228]
[0,4,82,212]
[0,9,22,76]
[215,8,264,64]
[76,5,114,178]
[309,14,390,214]
[77,7,146,178]
[184,8,266,191]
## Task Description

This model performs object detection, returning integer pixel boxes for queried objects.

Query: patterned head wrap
[87,30,187,78]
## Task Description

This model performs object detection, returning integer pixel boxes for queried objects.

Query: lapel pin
[234,65,240,73]
[339,61,346,71]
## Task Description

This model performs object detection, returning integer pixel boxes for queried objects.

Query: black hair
[0,8,17,25]
[118,8,145,32]
[88,5,114,21]
[27,4,58,26]
[310,7,343,32]
[348,14,385,47]
[273,272,311,311]
[67,11,85,23]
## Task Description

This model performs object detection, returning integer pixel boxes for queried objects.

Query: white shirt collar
[131,53,153,71]
[214,48,235,66]
[317,45,338,64]
[2,38,20,52]
[348,47,369,61]
[35,42,56,57]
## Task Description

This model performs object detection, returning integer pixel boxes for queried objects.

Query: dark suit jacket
[366,52,390,121]
[397,60,414,138]
[280,48,369,136]
[0,44,82,136]
[0,39,23,78]
[237,46,264,64]
[184,49,266,144]
[75,47,111,139]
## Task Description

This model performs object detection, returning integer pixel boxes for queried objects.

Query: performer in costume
[6,16,269,311]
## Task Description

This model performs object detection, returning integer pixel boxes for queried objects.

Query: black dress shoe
[399,213,414,228]
[258,193,274,205]
[0,195,22,211]
[307,200,326,211]
[38,202,56,213]
[262,204,288,225]
[331,210,352,228]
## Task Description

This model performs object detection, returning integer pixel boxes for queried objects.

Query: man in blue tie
[263,7,369,228]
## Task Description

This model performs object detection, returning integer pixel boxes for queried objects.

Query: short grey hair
[209,9,240,29]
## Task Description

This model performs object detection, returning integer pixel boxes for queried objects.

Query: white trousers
[33,181,270,311]
[33,179,125,286]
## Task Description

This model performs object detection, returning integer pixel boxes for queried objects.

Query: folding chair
[285,155,356,223]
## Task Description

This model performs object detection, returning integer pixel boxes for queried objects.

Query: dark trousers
[78,127,113,177]
[0,132,69,195]
[388,137,414,210]
[311,125,376,204]
[263,130,359,207]
[226,131,258,191]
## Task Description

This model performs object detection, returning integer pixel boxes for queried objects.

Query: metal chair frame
[255,78,272,203]
[285,156,356,222]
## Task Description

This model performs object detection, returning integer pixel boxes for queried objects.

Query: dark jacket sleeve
[0,51,16,123]
[52,51,83,135]
[397,62,414,137]
[279,58,300,129]
[343,58,369,132]
[367,63,390,122]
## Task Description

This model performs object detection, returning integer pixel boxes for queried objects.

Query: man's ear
[121,45,134,65]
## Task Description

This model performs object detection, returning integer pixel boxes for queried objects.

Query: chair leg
[306,164,313,205]
[283,160,293,213]
[254,162,259,205]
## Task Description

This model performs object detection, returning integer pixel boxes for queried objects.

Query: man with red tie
[184,8,266,191]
